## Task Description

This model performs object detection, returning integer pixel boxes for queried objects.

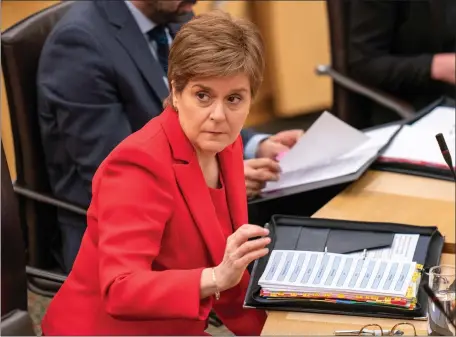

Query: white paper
[278,111,369,174]
[263,150,376,192]
[412,106,455,137]
[380,106,456,167]
[342,124,402,160]
[262,122,400,193]
[381,125,456,166]
[259,250,417,297]
[348,234,419,262]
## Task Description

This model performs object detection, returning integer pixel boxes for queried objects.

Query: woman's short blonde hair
[164,10,265,107]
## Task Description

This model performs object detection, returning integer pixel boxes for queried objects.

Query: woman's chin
[199,142,228,155]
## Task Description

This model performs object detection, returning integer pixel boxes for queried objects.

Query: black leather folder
[244,215,444,319]
[372,96,455,181]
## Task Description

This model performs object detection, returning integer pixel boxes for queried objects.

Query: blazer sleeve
[212,272,267,336]
[37,24,132,208]
[348,0,434,93]
[93,145,212,321]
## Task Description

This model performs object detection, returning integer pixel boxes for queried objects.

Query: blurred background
[1,0,332,180]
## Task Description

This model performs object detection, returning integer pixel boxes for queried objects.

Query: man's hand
[244,158,281,197]
[431,53,456,84]
[256,129,304,159]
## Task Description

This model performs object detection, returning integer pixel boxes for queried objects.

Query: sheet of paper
[262,124,401,193]
[278,111,369,173]
[348,234,419,262]
[259,250,416,297]
[342,124,402,159]
[412,106,455,138]
[381,125,456,166]
[263,150,376,192]
[380,107,456,167]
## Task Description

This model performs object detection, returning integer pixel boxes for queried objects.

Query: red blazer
[41,107,267,336]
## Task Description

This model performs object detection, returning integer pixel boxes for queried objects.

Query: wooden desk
[261,170,455,335]
[315,170,455,253]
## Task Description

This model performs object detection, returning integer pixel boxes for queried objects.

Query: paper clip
[362,249,367,260]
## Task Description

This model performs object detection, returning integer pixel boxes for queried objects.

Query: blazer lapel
[97,0,169,101]
[161,107,226,266]
[218,138,249,231]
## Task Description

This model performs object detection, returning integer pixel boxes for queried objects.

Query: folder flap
[326,230,394,254]
[296,228,330,251]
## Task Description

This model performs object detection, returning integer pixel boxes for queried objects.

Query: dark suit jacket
[37,1,257,226]
[348,0,455,123]
[41,106,266,336]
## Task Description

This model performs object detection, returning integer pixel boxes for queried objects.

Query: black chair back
[325,0,371,128]
[1,143,35,336]
[1,2,74,294]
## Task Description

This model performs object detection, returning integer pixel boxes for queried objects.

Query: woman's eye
[227,95,241,104]
[196,92,210,102]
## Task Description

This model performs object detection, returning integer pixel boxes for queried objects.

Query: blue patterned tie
[147,25,169,74]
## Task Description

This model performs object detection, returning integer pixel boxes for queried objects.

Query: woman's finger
[233,237,271,260]
[230,224,269,248]
[234,248,269,269]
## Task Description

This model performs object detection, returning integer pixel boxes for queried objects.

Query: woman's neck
[196,151,220,188]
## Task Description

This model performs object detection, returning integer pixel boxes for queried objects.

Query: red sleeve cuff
[186,267,213,321]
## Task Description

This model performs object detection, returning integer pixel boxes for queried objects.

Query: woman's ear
[171,84,179,112]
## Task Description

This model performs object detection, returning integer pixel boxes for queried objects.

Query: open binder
[372,96,455,181]
[254,112,401,203]
[244,215,444,319]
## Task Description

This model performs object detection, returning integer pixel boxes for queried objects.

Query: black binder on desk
[251,123,401,204]
[244,215,444,319]
[372,96,455,181]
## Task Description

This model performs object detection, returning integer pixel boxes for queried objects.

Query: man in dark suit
[37,0,303,272]
[348,0,455,125]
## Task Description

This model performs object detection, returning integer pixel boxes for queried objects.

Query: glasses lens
[359,324,382,335]
[391,323,416,336]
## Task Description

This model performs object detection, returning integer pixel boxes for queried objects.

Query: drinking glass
[428,265,455,336]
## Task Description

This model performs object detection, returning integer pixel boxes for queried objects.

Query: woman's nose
[210,102,226,121]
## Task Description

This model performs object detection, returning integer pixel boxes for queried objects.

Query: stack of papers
[378,106,456,168]
[258,250,423,310]
[263,112,400,192]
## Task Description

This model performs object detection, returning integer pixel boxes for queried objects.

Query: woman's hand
[431,53,456,84]
[214,224,270,292]
[244,158,281,197]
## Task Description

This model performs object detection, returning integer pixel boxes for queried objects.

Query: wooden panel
[255,1,332,117]
[1,1,58,180]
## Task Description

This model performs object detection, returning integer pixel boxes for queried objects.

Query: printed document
[380,106,456,167]
[277,111,370,174]
[259,250,417,297]
[262,113,401,192]
[348,234,419,261]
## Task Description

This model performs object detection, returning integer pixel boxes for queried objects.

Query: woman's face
[173,74,251,156]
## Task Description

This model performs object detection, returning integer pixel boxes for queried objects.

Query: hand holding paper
[262,112,400,193]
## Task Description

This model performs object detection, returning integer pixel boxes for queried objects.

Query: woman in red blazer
[41,10,271,336]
